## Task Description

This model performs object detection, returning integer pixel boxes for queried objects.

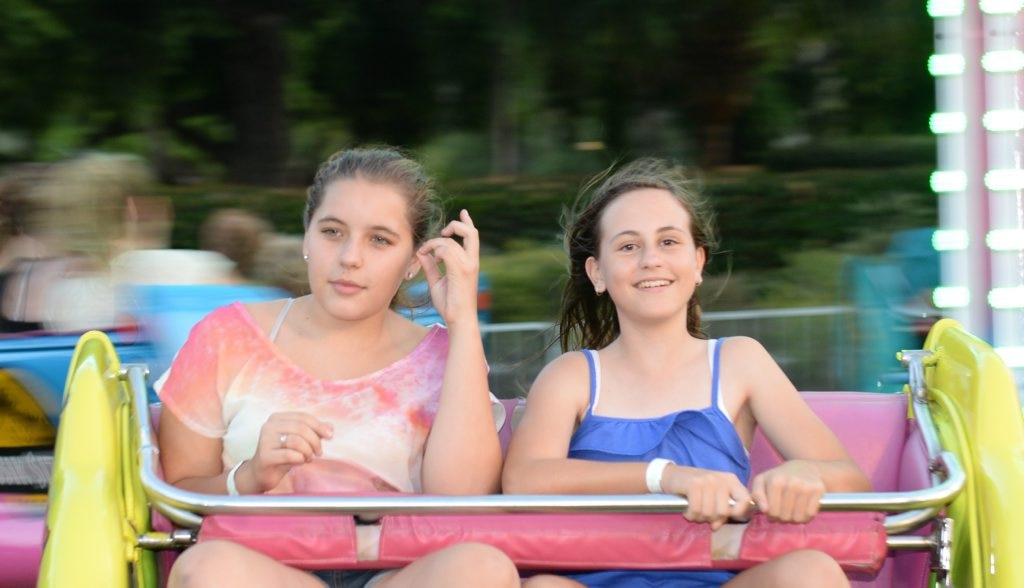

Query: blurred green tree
[0,0,932,181]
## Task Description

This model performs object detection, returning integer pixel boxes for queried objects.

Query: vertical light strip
[981,0,1024,370]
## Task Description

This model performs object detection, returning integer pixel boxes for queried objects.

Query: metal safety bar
[124,361,964,539]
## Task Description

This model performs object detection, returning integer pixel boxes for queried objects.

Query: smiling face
[302,177,420,321]
[585,188,706,324]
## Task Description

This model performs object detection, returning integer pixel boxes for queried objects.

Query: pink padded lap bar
[198,511,886,573]
[736,512,888,572]
[379,512,885,572]
[378,513,712,569]
[198,514,358,569]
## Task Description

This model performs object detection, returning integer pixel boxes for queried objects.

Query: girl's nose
[639,246,663,268]
[337,240,363,268]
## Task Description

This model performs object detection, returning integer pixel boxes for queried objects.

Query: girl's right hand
[416,209,480,328]
[243,412,334,493]
[660,465,752,530]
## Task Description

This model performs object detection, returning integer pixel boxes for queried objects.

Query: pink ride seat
[750,392,923,499]
[157,392,933,586]
[751,392,932,588]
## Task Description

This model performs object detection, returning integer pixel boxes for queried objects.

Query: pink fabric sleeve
[157,306,235,438]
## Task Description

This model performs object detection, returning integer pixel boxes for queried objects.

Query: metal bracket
[136,528,197,550]
[900,349,934,404]
[933,517,953,587]
[118,364,150,381]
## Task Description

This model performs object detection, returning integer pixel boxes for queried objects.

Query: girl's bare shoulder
[535,350,590,384]
[719,335,774,365]
[241,298,292,335]
[527,350,592,408]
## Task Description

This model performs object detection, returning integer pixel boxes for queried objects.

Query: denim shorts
[312,569,390,588]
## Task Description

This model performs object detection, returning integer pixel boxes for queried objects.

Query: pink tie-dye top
[158,302,449,494]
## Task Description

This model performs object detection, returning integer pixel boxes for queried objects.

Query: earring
[303,253,309,262]
[406,271,415,280]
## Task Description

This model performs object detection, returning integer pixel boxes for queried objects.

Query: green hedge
[156,163,937,321]
[156,184,307,249]
[757,136,936,171]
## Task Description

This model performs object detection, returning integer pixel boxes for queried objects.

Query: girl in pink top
[158,148,518,588]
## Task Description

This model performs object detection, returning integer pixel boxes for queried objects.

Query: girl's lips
[636,279,673,289]
[330,279,365,294]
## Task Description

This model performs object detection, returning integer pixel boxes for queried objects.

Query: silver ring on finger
[279,433,288,448]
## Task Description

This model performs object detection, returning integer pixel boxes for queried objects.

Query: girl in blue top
[503,158,871,588]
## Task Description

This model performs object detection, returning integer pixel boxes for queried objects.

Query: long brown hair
[559,158,718,352]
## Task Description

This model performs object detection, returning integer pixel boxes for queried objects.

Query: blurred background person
[252,233,308,297]
[198,207,273,285]
[120,207,289,388]
[0,163,51,332]
[24,153,171,331]
[0,164,49,268]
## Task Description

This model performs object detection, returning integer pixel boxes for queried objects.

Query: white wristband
[226,459,247,496]
[645,458,673,493]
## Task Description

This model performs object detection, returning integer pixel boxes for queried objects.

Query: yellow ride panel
[924,319,1024,587]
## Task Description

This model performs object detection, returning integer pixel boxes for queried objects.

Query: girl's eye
[661,238,679,247]
[619,243,638,252]
[371,235,393,246]
[322,227,341,237]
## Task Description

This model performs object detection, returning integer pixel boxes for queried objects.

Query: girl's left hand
[416,209,480,327]
[749,460,827,523]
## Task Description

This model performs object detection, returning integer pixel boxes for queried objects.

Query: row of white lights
[930,110,1024,133]
[929,50,1024,76]
[930,169,1024,191]
[932,228,1024,250]
[933,285,1024,308]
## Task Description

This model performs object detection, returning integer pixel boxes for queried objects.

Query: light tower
[929,0,1024,387]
